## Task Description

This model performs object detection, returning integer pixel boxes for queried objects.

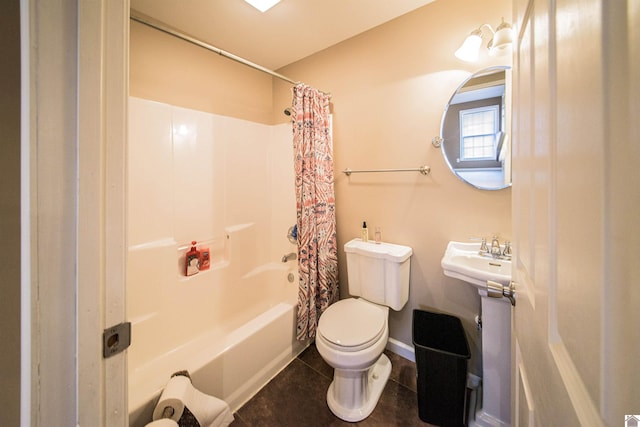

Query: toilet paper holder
[158,370,191,420]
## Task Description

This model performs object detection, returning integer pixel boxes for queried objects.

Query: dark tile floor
[231,343,435,426]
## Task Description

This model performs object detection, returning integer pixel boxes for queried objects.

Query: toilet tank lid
[344,238,412,262]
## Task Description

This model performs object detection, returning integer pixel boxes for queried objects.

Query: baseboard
[386,337,415,362]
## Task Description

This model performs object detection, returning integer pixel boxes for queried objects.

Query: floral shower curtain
[292,83,339,340]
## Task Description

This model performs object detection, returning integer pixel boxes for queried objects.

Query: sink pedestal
[471,291,511,427]
[441,241,513,427]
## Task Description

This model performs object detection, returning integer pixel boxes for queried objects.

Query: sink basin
[441,241,511,289]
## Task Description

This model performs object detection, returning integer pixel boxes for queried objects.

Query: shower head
[284,107,293,116]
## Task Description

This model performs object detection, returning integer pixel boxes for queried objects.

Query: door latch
[103,322,131,358]
[486,280,516,306]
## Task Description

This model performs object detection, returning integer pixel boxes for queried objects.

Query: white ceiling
[130,0,437,70]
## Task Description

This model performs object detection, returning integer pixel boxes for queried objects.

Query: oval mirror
[439,66,511,190]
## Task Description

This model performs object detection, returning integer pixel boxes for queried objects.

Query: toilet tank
[344,239,412,311]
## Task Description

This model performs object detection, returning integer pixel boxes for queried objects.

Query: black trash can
[412,309,471,427]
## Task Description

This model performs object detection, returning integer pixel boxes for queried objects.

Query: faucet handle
[479,238,489,253]
[502,241,512,256]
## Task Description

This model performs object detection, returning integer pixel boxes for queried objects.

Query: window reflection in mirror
[440,66,511,190]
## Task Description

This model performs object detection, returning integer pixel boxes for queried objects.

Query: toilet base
[326,353,391,422]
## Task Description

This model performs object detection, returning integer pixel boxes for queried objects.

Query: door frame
[21,0,129,425]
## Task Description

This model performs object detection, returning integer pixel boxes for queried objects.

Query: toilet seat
[318,299,386,352]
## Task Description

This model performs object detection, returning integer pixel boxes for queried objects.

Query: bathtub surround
[127,98,307,425]
[292,84,339,340]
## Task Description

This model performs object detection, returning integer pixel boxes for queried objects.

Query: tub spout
[282,252,297,263]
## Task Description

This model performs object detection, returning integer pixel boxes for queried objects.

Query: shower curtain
[292,83,339,340]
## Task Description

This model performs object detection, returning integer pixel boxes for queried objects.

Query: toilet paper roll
[152,375,192,421]
[152,374,234,427]
[187,386,235,427]
[145,419,179,427]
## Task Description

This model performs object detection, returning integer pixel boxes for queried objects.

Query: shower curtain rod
[130,13,300,85]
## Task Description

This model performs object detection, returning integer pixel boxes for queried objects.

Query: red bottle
[185,241,200,276]
[199,246,210,271]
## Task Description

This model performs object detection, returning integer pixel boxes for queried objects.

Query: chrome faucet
[477,235,511,259]
[282,252,297,263]
[490,236,502,257]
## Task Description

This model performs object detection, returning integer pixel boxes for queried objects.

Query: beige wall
[0,1,21,425]
[130,21,275,124]
[130,0,512,374]
[274,0,512,373]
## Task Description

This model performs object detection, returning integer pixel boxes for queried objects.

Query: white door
[511,0,639,425]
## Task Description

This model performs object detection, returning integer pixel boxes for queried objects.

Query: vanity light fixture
[243,0,281,12]
[455,18,513,62]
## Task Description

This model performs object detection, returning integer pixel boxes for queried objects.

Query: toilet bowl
[315,239,412,422]
[316,298,390,422]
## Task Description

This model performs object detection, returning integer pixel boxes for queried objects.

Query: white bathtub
[128,261,307,427]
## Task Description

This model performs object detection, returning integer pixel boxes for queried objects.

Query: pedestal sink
[442,241,512,427]
[441,241,511,288]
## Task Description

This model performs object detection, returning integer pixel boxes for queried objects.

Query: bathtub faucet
[282,252,297,263]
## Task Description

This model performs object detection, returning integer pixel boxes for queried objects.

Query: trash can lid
[318,299,386,351]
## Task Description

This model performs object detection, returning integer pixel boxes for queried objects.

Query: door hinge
[103,322,131,358]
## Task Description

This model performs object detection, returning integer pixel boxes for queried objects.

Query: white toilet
[316,238,412,422]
